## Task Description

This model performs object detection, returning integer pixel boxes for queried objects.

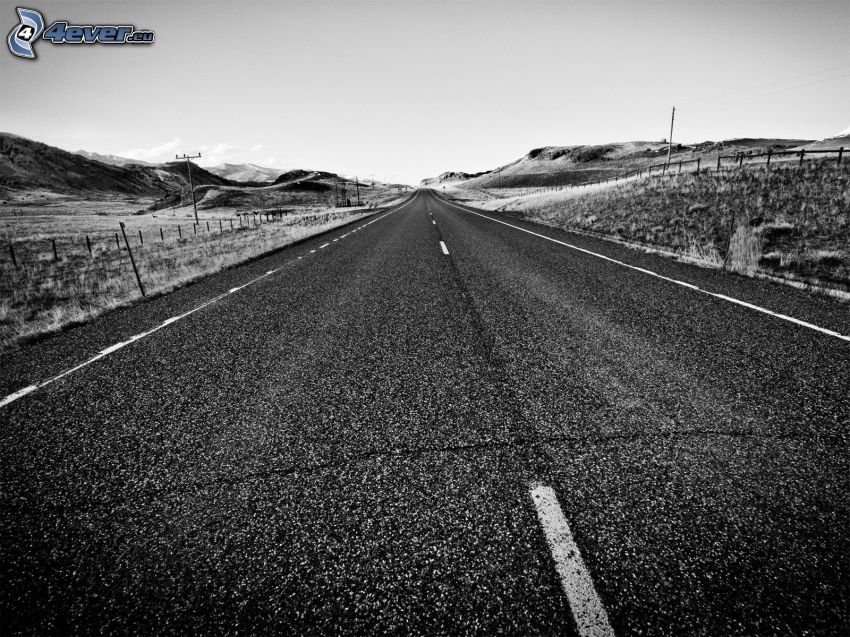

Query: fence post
[678,160,682,174]
[838,147,843,165]
[52,239,58,261]
[648,165,652,176]
[178,225,182,239]
[9,244,17,268]
[193,224,197,235]
[206,221,210,232]
[86,235,92,256]
[717,155,721,171]
[696,157,701,174]
[119,222,146,297]
[799,149,805,166]
[766,148,772,168]
[138,229,143,245]
[723,208,737,271]
[738,154,743,168]
[219,219,223,232]
[230,219,233,229]
[160,227,164,241]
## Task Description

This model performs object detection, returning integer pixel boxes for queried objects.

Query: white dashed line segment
[439,241,449,255]
[531,484,615,637]
[437,195,849,342]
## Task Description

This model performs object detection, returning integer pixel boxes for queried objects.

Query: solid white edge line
[439,240,449,255]
[0,193,422,410]
[530,484,615,637]
[437,193,849,342]
[0,385,38,408]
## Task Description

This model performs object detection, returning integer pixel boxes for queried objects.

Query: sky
[1,0,849,184]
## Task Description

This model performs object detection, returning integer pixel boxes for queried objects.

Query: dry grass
[0,209,372,351]
[483,161,850,287]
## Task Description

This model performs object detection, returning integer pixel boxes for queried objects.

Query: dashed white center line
[439,241,449,255]
[310,249,316,253]
[432,220,436,225]
[320,243,330,249]
[530,484,615,637]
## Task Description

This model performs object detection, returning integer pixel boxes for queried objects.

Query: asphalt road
[2,189,848,635]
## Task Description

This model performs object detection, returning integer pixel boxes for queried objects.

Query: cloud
[198,142,238,166]
[836,123,850,136]
[120,140,276,167]
[121,137,183,163]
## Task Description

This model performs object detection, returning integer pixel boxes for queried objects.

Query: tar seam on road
[0,193,422,410]
[438,195,850,342]
[530,484,615,637]
[440,241,450,255]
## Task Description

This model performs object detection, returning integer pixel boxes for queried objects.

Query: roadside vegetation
[480,161,850,291]
[0,207,381,351]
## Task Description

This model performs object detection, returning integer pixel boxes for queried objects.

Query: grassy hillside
[0,133,230,197]
[465,161,850,289]
[423,138,819,190]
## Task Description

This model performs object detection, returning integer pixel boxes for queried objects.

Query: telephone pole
[665,106,675,169]
[174,153,201,224]
[355,177,361,206]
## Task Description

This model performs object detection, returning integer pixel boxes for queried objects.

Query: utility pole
[665,107,676,169]
[355,177,361,206]
[174,153,201,225]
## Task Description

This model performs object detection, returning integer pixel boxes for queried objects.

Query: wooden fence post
[738,154,744,168]
[138,230,143,245]
[160,228,164,241]
[696,157,701,174]
[799,149,805,166]
[717,155,721,171]
[86,235,92,256]
[723,208,737,271]
[838,147,843,165]
[766,148,772,168]
[9,244,17,268]
[219,219,223,232]
[119,222,146,297]
[52,239,58,261]
[206,221,210,232]
[178,225,182,239]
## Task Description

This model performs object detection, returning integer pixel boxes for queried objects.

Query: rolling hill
[0,133,232,197]
[206,163,285,183]
[422,138,819,189]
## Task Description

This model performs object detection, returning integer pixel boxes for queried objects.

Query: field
[449,161,850,291]
[0,184,408,352]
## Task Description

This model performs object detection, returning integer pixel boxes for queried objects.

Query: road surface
[2,189,848,635]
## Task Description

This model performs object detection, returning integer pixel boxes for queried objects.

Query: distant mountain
[0,133,232,196]
[73,149,155,167]
[206,163,285,183]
